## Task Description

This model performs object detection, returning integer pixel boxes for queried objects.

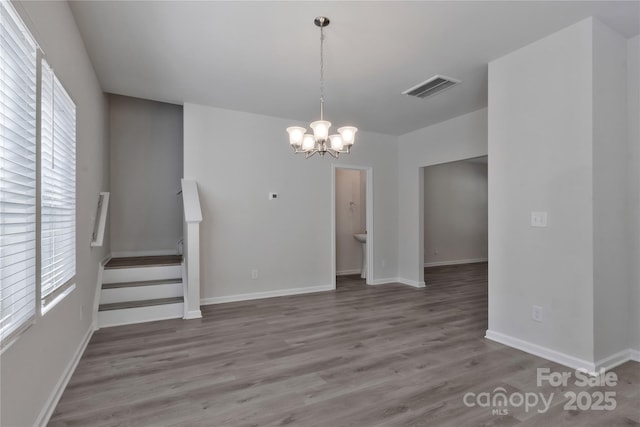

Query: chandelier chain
[319,23,324,120]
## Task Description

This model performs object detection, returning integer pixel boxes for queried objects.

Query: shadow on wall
[423,156,488,267]
[336,169,366,275]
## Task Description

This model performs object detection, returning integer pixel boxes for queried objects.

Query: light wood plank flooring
[49,263,639,426]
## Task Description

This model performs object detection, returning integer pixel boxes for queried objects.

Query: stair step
[103,264,182,285]
[97,300,184,328]
[100,280,183,305]
[105,255,182,269]
[102,278,182,289]
[99,297,183,312]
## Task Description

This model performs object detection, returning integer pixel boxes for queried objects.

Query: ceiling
[69,1,639,136]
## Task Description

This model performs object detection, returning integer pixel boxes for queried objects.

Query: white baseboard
[201,285,333,305]
[183,310,202,320]
[367,278,398,286]
[36,326,93,427]
[367,278,426,288]
[92,258,109,331]
[486,330,640,374]
[111,249,178,258]
[337,269,361,276]
[424,257,488,268]
[594,349,637,372]
[397,278,426,288]
[485,329,597,374]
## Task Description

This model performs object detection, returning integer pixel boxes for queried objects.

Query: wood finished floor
[49,263,639,427]
[105,256,182,269]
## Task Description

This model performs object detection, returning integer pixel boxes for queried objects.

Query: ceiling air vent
[402,75,460,99]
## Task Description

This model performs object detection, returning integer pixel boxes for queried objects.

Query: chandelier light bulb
[310,120,331,142]
[302,134,315,151]
[329,134,344,150]
[286,126,306,147]
[338,126,357,146]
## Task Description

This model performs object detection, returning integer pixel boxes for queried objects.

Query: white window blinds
[40,60,76,304]
[0,0,38,343]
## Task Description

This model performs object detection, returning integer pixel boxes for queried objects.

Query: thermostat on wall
[268,192,278,200]
[531,211,548,227]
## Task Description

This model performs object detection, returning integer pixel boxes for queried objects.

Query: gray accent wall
[109,95,183,255]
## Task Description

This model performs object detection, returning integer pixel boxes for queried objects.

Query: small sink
[353,234,367,279]
[353,233,367,243]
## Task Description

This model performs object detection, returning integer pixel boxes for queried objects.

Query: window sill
[41,283,76,315]
[0,319,36,356]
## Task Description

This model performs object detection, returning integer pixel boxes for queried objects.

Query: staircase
[98,255,185,328]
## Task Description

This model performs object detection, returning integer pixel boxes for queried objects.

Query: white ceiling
[69,1,639,136]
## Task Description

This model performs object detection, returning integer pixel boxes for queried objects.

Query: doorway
[331,165,373,289]
[421,156,488,281]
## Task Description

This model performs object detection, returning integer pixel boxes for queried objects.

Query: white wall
[1,1,109,426]
[592,20,630,362]
[488,18,634,368]
[335,169,366,275]
[109,95,183,255]
[628,35,640,352]
[397,108,488,285]
[488,18,594,363]
[184,103,398,301]
[423,159,487,266]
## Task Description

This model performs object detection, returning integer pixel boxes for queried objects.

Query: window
[0,0,77,347]
[40,60,76,307]
[0,0,38,344]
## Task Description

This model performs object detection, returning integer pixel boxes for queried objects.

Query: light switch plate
[532,305,544,322]
[268,192,278,200]
[531,211,548,227]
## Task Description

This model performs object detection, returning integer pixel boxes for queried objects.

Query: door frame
[331,164,374,289]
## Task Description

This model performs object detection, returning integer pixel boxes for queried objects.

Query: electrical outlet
[434,248,439,255]
[531,211,548,227]
[251,269,258,280]
[532,305,544,322]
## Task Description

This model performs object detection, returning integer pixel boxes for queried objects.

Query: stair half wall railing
[181,179,203,319]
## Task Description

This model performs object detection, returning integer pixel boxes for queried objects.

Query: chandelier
[286,17,358,158]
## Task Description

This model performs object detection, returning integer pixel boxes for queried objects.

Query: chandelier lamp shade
[286,17,358,158]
